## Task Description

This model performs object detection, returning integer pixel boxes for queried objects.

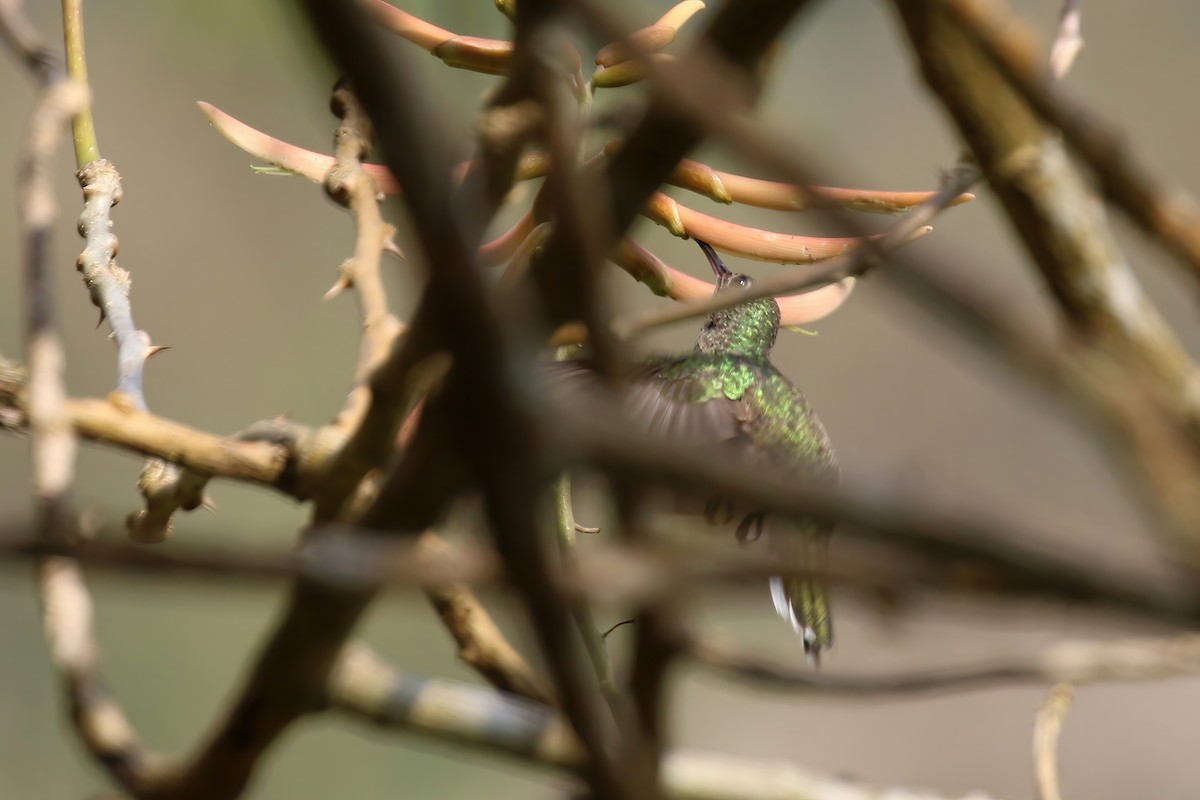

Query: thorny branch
[4,1,174,793]
[298,4,627,796]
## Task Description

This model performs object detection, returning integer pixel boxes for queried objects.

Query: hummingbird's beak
[696,240,731,278]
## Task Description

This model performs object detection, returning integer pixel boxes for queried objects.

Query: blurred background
[2,1,1200,797]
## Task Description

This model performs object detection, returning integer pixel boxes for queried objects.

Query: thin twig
[60,0,98,164]
[324,81,404,434]
[554,477,625,721]
[690,635,1200,696]
[61,2,174,542]
[1033,684,1074,800]
[418,531,556,705]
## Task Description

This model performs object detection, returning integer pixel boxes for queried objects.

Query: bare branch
[329,644,579,765]
[331,646,1007,800]
[298,5,629,796]
[419,532,556,705]
[689,635,1200,696]
[943,0,1200,297]
[323,81,404,433]
[8,6,171,791]
[893,0,1200,569]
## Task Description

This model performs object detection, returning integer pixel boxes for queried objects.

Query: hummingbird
[548,240,839,661]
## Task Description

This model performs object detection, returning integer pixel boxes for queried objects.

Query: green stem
[62,0,100,166]
[554,475,624,722]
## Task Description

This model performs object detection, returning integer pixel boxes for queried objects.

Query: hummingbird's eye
[736,275,750,288]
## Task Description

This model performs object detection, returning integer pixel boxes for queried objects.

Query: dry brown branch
[1033,684,1074,800]
[305,1,628,789]
[323,81,404,433]
[137,81,407,538]
[893,0,1200,569]
[943,0,1200,295]
[418,532,556,705]
[0,381,308,488]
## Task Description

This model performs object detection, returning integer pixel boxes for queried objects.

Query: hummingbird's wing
[541,355,836,474]
[542,356,837,660]
[541,356,746,445]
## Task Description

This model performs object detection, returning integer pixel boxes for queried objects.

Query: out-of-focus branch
[0,0,53,73]
[7,4,171,791]
[144,1,614,795]
[1033,684,1073,800]
[534,0,819,332]
[299,5,630,797]
[943,0,1200,295]
[331,646,1009,800]
[550,405,1200,629]
[0,518,1196,637]
[330,644,578,764]
[61,0,98,164]
[553,478,623,719]
[689,635,1200,696]
[661,753,1003,800]
[418,532,556,705]
[893,0,1200,569]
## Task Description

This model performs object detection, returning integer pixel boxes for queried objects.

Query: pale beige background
[2,2,1199,798]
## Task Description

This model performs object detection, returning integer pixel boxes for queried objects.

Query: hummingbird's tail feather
[768,530,833,665]
[769,576,832,664]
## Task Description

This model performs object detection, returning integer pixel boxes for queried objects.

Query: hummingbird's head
[694,240,781,359]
